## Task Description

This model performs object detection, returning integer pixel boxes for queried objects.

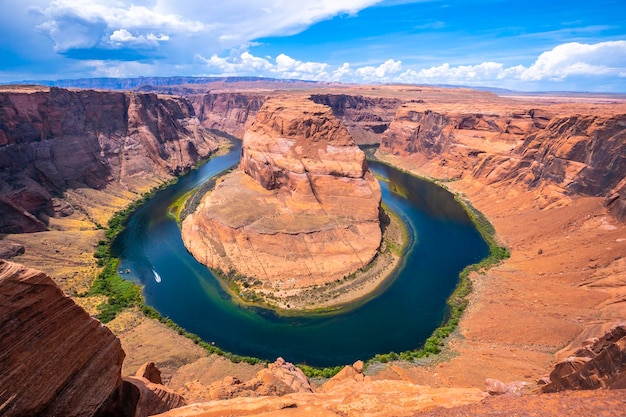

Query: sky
[0,0,625,91]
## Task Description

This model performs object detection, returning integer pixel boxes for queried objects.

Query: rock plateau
[182,97,382,293]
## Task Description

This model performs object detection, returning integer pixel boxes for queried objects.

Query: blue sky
[1,0,625,91]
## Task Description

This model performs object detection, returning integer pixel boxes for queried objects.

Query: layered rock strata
[0,260,187,417]
[0,260,124,416]
[0,86,219,234]
[188,92,265,138]
[310,94,401,145]
[182,97,381,290]
[542,324,626,392]
[380,103,626,217]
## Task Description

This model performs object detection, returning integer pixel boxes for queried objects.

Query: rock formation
[178,357,313,401]
[0,260,187,416]
[541,324,626,392]
[0,259,125,416]
[380,102,626,217]
[0,86,219,234]
[188,92,266,138]
[155,359,487,417]
[310,94,401,145]
[182,97,381,290]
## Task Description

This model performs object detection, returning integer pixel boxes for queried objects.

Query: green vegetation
[299,364,344,378]
[87,179,177,322]
[168,188,194,222]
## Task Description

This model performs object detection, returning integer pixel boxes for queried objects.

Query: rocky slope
[182,97,382,298]
[0,86,219,234]
[0,260,187,417]
[156,360,487,417]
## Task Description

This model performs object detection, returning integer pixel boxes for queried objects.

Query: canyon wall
[310,94,401,144]
[188,92,266,138]
[182,97,382,288]
[0,86,219,234]
[186,92,402,145]
[380,103,626,218]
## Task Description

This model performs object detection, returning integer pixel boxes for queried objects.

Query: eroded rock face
[0,86,219,233]
[182,97,381,287]
[542,324,626,392]
[188,92,265,137]
[0,260,125,417]
[310,94,401,145]
[0,261,188,417]
[380,102,626,218]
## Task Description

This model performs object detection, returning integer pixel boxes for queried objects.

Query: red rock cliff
[380,102,626,218]
[0,86,219,233]
[0,260,125,416]
[0,259,187,417]
[188,92,265,138]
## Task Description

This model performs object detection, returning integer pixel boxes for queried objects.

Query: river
[112,141,488,367]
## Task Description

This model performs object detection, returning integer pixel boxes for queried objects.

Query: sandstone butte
[2,82,626,416]
[181,97,383,295]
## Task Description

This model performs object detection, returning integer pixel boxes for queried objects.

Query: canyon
[1,80,625,416]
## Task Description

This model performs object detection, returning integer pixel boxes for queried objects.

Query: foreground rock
[182,97,381,294]
[178,357,313,401]
[156,359,487,417]
[0,260,124,416]
[541,323,626,392]
[0,260,186,416]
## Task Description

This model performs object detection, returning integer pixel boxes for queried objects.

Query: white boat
[153,270,162,283]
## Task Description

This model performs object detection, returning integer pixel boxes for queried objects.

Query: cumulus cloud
[109,29,170,48]
[33,0,205,53]
[196,41,626,90]
[520,41,626,81]
[355,59,403,82]
[30,0,383,57]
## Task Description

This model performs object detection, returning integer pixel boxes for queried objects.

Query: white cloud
[196,41,626,91]
[197,52,274,76]
[520,41,626,81]
[86,59,156,77]
[109,29,170,48]
[32,0,383,56]
[355,59,403,81]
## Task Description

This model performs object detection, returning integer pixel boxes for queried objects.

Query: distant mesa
[181,97,382,292]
